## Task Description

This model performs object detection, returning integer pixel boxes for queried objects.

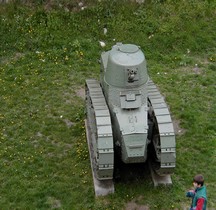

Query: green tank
[85,43,176,195]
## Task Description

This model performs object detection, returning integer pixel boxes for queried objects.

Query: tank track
[85,79,114,180]
[148,80,176,175]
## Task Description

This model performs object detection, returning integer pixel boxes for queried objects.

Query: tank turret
[102,43,148,88]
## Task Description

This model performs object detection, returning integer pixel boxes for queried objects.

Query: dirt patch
[75,87,85,100]
[173,119,186,136]
[125,201,149,210]
[46,196,61,209]
[125,196,149,210]
[63,118,75,128]
[131,0,145,3]
[1,52,24,64]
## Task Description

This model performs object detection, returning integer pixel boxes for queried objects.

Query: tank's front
[113,104,149,163]
[103,43,150,164]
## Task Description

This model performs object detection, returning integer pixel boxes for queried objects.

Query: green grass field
[0,0,216,209]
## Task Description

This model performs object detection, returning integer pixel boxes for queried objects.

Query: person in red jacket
[186,174,207,210]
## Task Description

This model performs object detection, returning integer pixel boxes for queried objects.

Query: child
[186,174,207,210]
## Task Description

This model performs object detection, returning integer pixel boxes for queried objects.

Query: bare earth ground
[125,201,149,210]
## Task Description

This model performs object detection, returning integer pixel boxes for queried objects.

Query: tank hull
[85,43,176,195]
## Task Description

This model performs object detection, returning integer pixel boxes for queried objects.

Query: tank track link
[85,79,114,180]
[148,80,176,175]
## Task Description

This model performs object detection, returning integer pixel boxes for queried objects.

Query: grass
[0,0,216,209]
